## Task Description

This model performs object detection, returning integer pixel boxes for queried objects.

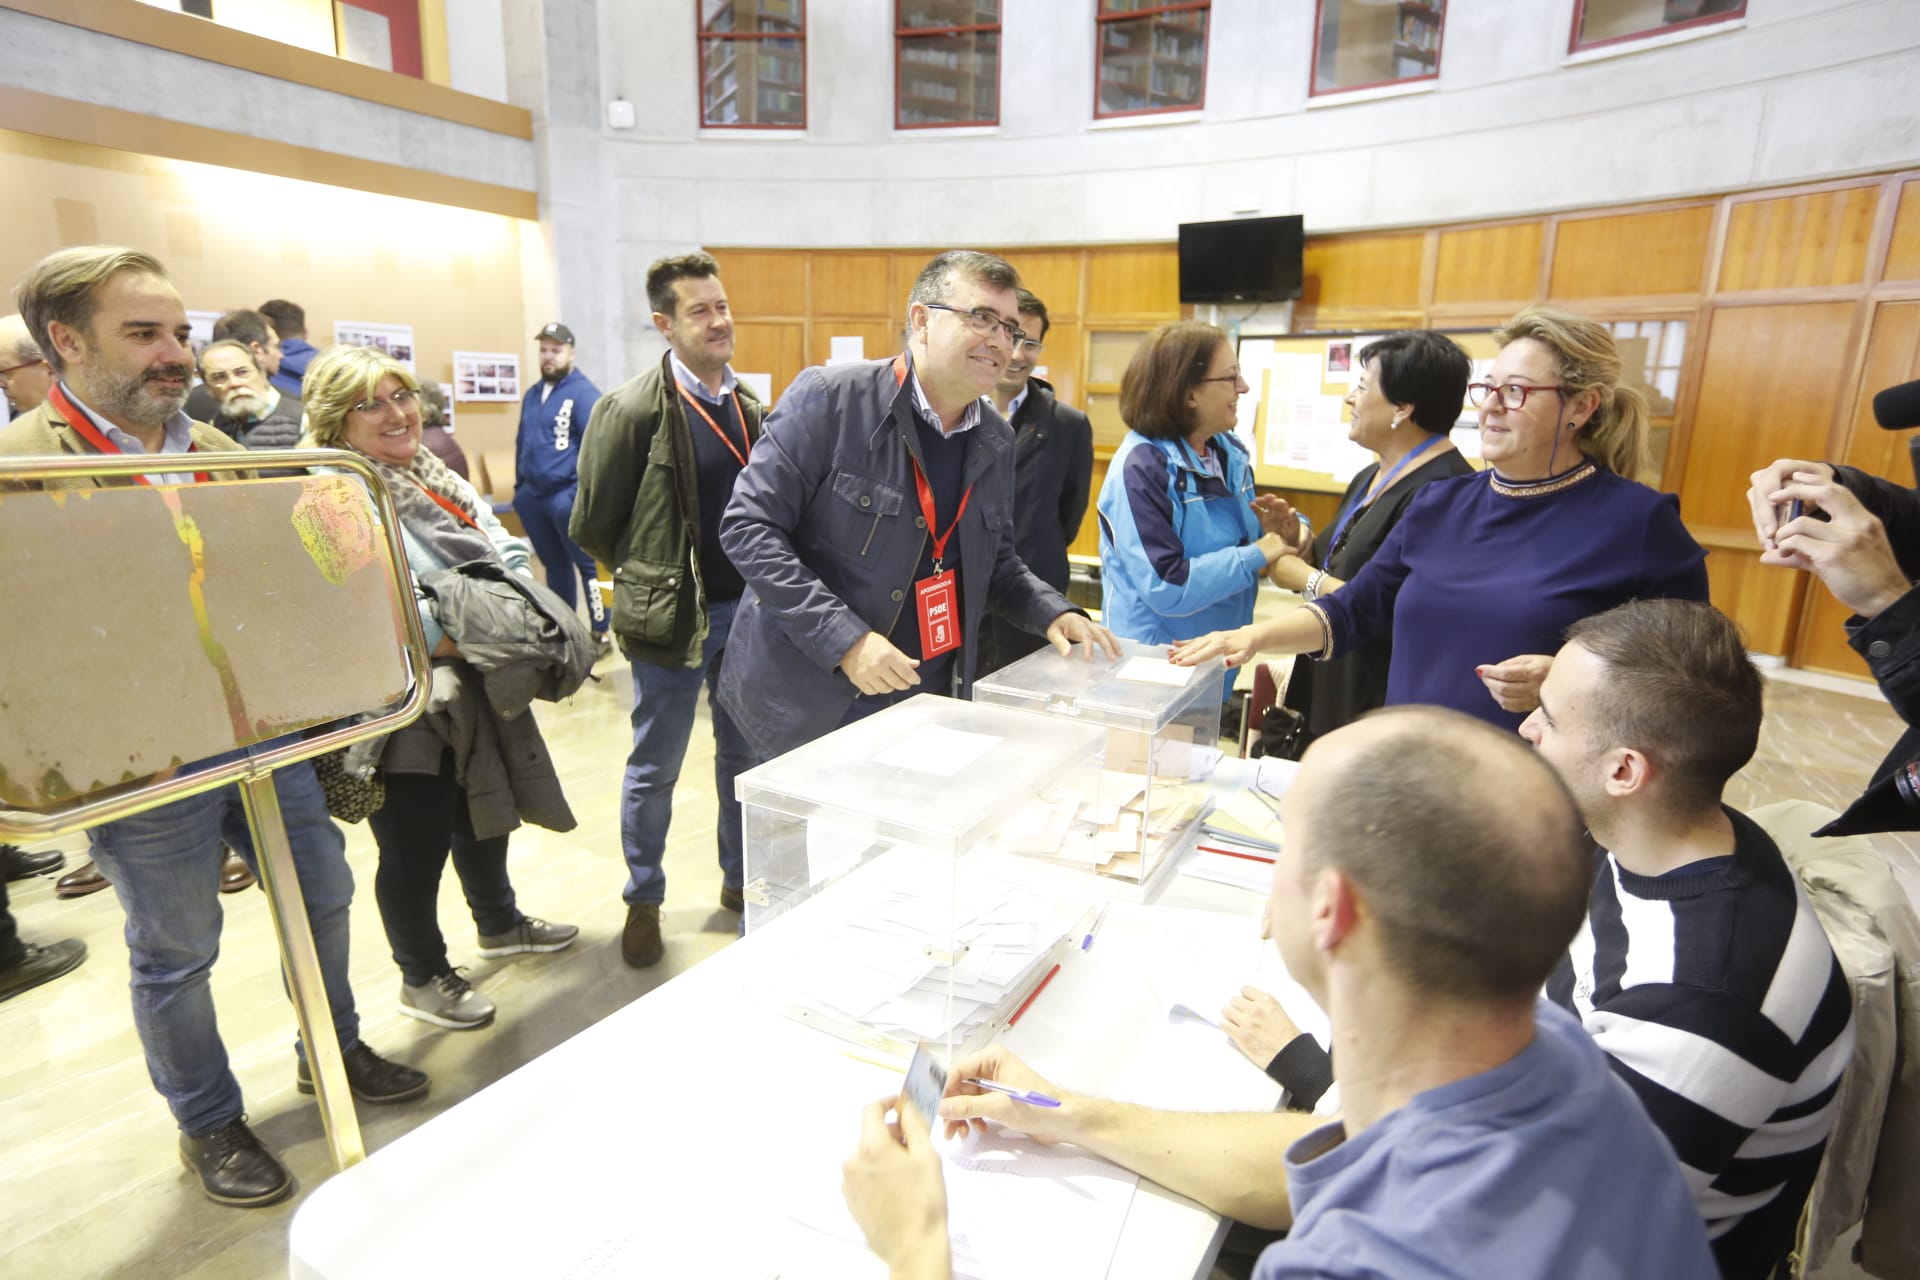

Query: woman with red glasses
[1172,307,1708,730]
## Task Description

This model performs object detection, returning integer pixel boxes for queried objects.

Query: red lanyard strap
[910,456,973,572]
[415,480,481,529]
[47,383,209,484]
[677,382,749,469]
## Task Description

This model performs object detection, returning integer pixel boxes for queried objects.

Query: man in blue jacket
[516,321,608,650]
[718,250,1117,763]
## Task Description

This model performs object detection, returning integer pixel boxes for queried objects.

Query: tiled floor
[0,662,1912,1278]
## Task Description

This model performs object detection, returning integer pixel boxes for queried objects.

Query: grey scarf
[364,446,498,568]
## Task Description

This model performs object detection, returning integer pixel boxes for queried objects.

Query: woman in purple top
[1171,308,1709,730]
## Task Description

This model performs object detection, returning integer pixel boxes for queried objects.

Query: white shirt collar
[983,383,1028,424]
[910,367,979,437]
[669,351,737,405]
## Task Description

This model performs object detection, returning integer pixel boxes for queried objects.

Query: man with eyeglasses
[979,288,1095,674]
[719,250,1119,762]
[0,313,53,418]
[185,309,283,424]
[199,339,303,450]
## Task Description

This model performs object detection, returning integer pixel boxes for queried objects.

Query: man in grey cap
[516,321,608,650]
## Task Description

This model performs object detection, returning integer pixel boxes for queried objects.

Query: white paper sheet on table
[872,724,1003,776]
[787,1126,1139,1280]
[1180,846,1277,895]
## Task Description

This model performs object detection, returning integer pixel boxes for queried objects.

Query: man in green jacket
[571,252,763,968]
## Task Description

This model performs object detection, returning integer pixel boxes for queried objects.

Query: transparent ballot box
[737,694,1104,1057]
[971,639,1226,895]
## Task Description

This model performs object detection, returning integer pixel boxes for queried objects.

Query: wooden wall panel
[730,320,806,403]
[1549,206,1714,298]
[1036,319,1083,408]
[1887,180,1920,282]
[811,252,895,317]
[1718,186,1878,292]
[1432,222,1544,304]
[1679,301,1859,531]
[1795,299,1920,676]
[1706,547,1806,657]
[715,250,808,319]
[1300,234,1426,311]
[999,250,1084,317]
[806,319,900,369]
[1085,247,1181,320]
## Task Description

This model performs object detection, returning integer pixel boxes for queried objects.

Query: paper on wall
[737,370,774,404]
[827,336,865,364]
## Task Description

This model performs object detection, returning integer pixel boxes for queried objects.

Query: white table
[290,863,1279,1279]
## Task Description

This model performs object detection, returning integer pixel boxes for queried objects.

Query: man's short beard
[89,362,191,428]
[542,361,570,383]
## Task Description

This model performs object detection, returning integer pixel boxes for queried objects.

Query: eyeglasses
[924,302,1027,348]
[1467,382,1564,410]
[1015,337,1044,356]
[201,368,259,388]
[0,357,45,379]
[350,387,418,417]
[1197,366,1245,386]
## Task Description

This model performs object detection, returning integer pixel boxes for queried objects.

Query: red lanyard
[910,457,972,572]
[892,353,975,571]
[415,480,480,529]
[677,382,749,469]
[48,383,210,484]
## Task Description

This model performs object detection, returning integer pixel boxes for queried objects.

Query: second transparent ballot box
[736,694,1104,1057]
[971,639,1226,891]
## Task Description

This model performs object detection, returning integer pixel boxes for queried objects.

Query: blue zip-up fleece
[516,368,602,497]
[1096,429,1265,645]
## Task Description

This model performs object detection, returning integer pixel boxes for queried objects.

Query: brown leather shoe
[219,850,256,894]
[622,903,664,968]
[55,859,110,899]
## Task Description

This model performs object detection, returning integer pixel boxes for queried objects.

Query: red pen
[1197,844,1276,865]
[1008,963,1062,1027]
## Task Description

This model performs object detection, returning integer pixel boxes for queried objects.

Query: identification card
[916,569,960,658]
[901,1041,950,1126]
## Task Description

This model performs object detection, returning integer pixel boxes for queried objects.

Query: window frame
[1092,0,1212,122]
[1567,0,1747,56]
[1307,0,1446,99]
[894,2,1003,131]
[696,0,809,132]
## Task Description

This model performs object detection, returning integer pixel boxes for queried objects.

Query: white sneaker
[398,971,495,1030]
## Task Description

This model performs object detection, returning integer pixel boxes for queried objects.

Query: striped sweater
[1548,807,1856,1280]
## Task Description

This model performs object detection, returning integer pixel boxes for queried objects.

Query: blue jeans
[622,597,752,906]
[516,483,607,634]
[86,760,358,1138]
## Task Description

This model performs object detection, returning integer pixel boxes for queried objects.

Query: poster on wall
[335,321,416,371]
[452,351,522,403]
[186,310,221,362]
[438,383,456,431]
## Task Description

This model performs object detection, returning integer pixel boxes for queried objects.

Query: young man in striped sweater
[1523,598,1856,1280]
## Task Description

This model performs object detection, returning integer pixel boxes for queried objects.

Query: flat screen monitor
[1178,215,1305,304]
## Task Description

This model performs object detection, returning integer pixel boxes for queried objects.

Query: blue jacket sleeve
[718,368,872,673]
[1106,445,1264,619]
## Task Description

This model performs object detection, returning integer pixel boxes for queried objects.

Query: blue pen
[965,1078,1062,1107]
[1080,902,1111,951]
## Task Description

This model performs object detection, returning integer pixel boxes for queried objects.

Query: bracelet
[1302,569,1325,602]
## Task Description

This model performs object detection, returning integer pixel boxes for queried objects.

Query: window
[896,2,1001,129]
[1570,0,1745,54]
[1603,317,1689,487]
[699,0,806,129]
[1310,1,1444,97]
[1095,1,1210,120]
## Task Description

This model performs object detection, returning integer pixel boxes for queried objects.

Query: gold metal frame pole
[239,770,366,1168]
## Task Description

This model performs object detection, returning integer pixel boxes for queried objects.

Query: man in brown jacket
[0,245,427,1209]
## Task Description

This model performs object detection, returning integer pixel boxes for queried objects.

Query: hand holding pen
[940,1046,1074,1145]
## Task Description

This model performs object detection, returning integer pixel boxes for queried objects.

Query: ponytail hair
[1494,307,1651,483]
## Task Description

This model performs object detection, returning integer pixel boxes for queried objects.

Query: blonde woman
[302,345,578,1031]
[1171,307,1709,729]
